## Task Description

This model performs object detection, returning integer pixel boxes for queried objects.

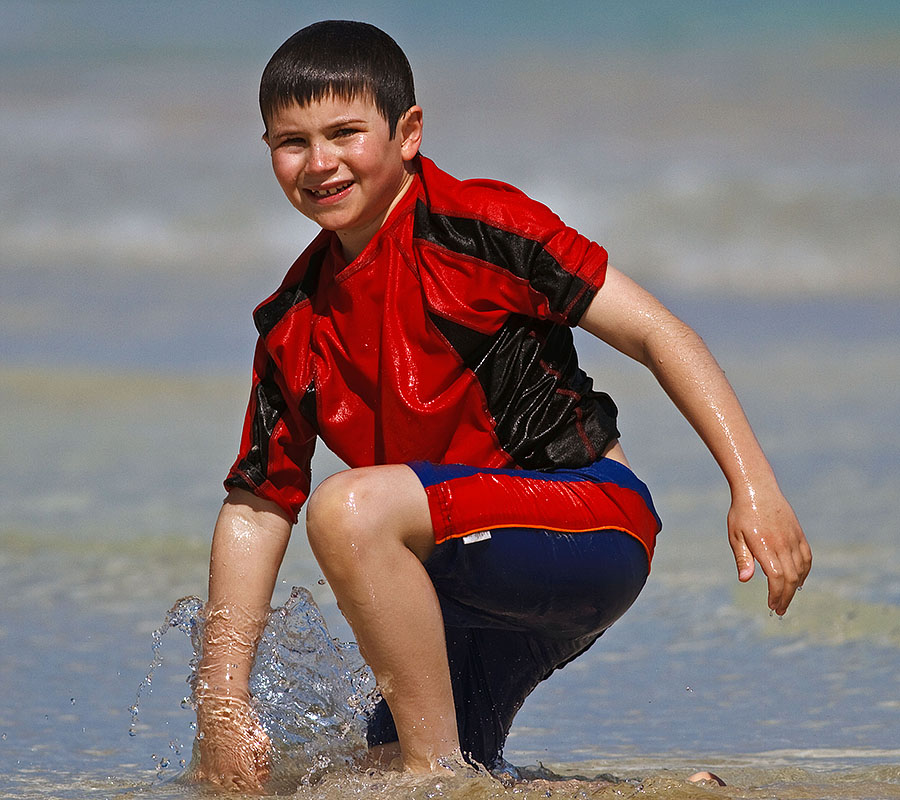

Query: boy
[195,20,810,791]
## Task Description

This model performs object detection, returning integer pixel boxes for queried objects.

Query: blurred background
[1,1,898,796]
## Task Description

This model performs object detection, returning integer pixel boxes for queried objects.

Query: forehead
[266,91,387,133]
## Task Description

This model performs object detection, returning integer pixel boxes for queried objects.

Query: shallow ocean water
[2,2,899,798]
[2,306,898,798]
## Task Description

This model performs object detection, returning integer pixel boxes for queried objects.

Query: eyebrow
[327,116,368,127]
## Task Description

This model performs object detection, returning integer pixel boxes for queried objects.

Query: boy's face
[264,94,422,260]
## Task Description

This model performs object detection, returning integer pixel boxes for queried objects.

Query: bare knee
[306,469,375,554]
[306,466,434,563]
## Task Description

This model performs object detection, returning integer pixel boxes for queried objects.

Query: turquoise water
[2,2,899,798]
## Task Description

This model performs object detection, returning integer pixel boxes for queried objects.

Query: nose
[307,141,338,174]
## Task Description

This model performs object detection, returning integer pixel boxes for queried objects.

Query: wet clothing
[411,455,659,563]
[224,156,661,766]
[368,529,649,768]
[225,156,621,521]
[366,458,658,767]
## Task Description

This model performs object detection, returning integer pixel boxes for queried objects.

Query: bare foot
[403,750,470,775]
[688,770,726,786]
[365,743,472,776]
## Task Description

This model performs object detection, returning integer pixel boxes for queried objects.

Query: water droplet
[70,697,76,705]
[317,578,327,585]
[130,586,376,783]
[129,595,204,741]
[685,686,693,692]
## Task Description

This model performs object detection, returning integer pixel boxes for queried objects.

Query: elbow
[642,318,711,376]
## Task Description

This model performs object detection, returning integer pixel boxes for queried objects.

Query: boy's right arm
[195,488,292,792]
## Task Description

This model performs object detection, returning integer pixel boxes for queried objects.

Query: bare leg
[305,465,461,772]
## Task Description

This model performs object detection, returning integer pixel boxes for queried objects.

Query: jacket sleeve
[415,172,609,328]
[482,187,610,326]
[528,217,609,326]
[224,339,316,524]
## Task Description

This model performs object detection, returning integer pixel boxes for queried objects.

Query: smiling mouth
[307,181,353,198]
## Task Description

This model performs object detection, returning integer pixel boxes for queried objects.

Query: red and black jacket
[226,156,617,522]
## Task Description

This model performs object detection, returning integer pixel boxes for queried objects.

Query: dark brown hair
[259,20,417,139]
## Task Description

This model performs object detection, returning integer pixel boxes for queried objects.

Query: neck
[337,165,417,262]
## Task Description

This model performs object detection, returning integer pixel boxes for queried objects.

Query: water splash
[129,595,204,739]
[243,586,378,785]
[131,587,378,788]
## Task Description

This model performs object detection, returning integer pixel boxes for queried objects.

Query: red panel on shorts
[423,469,659,564]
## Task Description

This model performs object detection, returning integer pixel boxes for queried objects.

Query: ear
[398,106,423,161]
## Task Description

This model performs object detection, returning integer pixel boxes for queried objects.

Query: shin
[305,465,461,771]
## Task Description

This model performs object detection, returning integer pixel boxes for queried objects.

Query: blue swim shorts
[366,458,660,768]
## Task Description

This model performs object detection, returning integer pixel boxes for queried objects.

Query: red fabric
[424,471,658,563]
[226,157,611,522]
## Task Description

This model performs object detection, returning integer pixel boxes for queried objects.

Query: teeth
[310,182,352,198]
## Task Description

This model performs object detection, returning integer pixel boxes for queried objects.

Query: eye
[334,127,361,138]
[269,136,307,151]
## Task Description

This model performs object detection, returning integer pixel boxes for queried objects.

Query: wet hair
[259,20,417,139]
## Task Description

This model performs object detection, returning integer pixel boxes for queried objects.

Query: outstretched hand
[195,694,271,793]
[727,487,811,615]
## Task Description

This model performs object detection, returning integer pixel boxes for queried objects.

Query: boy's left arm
[579,267,812,614]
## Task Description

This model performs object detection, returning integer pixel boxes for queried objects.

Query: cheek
[270,152,302,187]
[345,139,396,178]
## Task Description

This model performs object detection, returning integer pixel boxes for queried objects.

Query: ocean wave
[4,168,896,297]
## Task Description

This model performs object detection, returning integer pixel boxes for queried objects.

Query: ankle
[402,748,467,774]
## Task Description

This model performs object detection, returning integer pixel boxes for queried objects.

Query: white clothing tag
[462,530,492,544]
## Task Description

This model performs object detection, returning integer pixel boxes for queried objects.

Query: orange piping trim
[435,523,654,569]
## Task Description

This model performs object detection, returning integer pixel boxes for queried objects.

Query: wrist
[726,459,780,504]
[196,666,252,702]
[195,690,259,739]
[198,601,264,699]
[196,686,252,712]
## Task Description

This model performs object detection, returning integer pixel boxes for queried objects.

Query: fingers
[756,530,811,616]
[767,567,791,616]
[756,544,795,616]
[785,528,813,606]
[254,731,271,786]
[202,757,266,794]
[729,530,755,583]
[730,516,812,616]
[196,714,270,793]
[778,526,812,614]
[797,534,813,586]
